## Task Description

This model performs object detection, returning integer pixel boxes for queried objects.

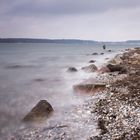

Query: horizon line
[1,37,140,42]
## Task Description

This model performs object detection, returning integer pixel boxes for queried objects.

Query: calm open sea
[0,43,139,139]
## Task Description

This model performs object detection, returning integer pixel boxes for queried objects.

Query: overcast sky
[0,0,140,41]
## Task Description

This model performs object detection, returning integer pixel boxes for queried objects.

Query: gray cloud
[2,0,140,17]
[0,0,140,41]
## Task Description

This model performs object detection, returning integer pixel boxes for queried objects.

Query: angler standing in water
[103,44,106,50]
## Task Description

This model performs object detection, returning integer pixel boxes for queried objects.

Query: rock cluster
[89,48,140,140]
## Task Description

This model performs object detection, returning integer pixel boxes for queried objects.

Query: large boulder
[131,60,140,65]
[109,54,123,64]
[67,67,78,72]
[107,64,127,74]
[130,53,140,64]
[23,100,53,122]
[82,64,98,72]
[130,53,140,60]
[73,83,106,93]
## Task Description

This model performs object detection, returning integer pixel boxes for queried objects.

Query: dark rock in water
[107,64,127,73]
[34,78,45,82]
[89,60,96,63]
[6,65,24,69]
[5,64,35,69]
[108,50,112,52]
[23,100,53,122]
[82,64,98,72]
[92,52,98,55]
[105,58,109,60]
[100,53,104,55]
[73,83,106,93]
[67,67,78,72]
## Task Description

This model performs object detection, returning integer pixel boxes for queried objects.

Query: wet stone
[92,53,98,55]
[23,100,54,122]
[89,60,96,63]
[67,67,78,72]
[82,64,98,72]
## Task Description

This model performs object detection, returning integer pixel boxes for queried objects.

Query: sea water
[0,43,139,139]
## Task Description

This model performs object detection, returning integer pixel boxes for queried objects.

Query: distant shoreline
[0,38,140,44]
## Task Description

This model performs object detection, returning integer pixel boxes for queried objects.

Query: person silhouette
[103,45,106,50]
